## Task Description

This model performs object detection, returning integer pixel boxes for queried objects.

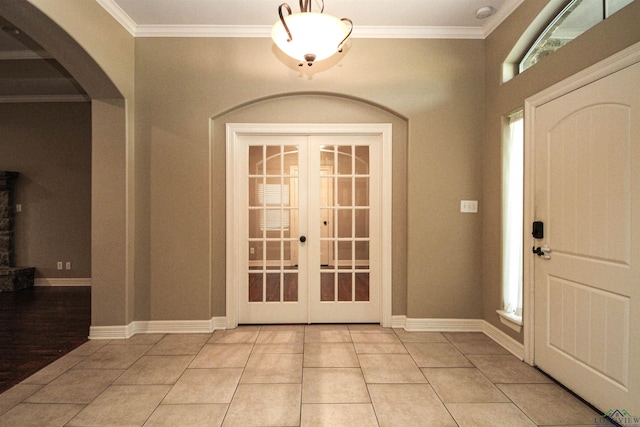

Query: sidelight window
[499,110,524,329]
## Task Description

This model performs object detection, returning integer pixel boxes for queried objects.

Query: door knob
[300,236,307,243]
[532,245,551,259]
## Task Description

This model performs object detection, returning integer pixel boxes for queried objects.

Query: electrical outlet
[250,247,255,255]
[15,204,21,212]
[460,200,478,213]
[57,261,63,270]
[66,262,72,270]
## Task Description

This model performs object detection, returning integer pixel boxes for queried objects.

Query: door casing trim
[225,123,393,328]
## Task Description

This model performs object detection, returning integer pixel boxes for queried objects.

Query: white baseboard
[391,315,407,328]
[404,317,485,332]
[89,323,136,340]
[35,278,92,287]
[88,315,525,360]
[391,316,525,360]
[89,317,228,339]
[482,320,525,360]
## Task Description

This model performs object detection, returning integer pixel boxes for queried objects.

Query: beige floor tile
[109,334,165,345]
[393,330,449,343]
[359,354,427,383]
[351,332,401,344]
[305,324,348,331]
[545,425,614,427]
[66,339,110,357]
[144,404,228,427]
[260,324,305,332]
[442,332,488,343]
[0,403,84,427]
[240,353,302,383]
[446,402,537,427]
[467,354,552,384]
[146,334,210,355]
[208,327,260,344]
[302,368,369,403]
[497,383,601,426]
[223,383,301,426]
[256,330,304,345]
[405,342,474,367]
[0,385,42,416]
[450,339,511,355]
[74,343,152,370]
[304,329,352,343]
[21,355,84,385]
[348,324,394,333]
[25,369,123,404]
[251,342,304,354]
[67,385,171,427]
[422,368,510,403]
[163,368,242,404]
[114,355,193,385]
[368,383,457,427]
[443,333,512,354]
[303,343,359,367]
[301,403,378,427]
[189,344,253,368]
[4,328,615,427]
[354,342,408,354]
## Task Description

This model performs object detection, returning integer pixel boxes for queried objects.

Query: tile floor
[0,324,608,426]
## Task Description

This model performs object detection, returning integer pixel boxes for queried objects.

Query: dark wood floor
[0,286,90,394]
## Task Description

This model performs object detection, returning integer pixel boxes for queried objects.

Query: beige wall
[0,102,91,278]
[21,0,137,326]
[135,37,484,321]
[8,1,637,330]
[483,1,640,341]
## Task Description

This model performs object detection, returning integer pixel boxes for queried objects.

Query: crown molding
[134,24,269,38]
[354,26,485,40]
[133,24,486,39]
[98,0,521,40]
[96,0,137,36]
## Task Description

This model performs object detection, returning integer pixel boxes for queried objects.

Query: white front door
[532,61,640,413]
[228,126,387,325]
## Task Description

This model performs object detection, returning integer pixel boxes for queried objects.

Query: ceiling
[0,0,521,102]
[100,0,515,37]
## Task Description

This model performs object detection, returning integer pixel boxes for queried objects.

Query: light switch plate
[461,200,478,213]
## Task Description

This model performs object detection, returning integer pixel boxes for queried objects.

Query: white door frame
[225,123,393,329]
[523,41,640,365]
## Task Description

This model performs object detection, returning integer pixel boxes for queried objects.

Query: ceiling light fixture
[271,0,353,67]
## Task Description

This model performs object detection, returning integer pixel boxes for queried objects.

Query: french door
[226,124,390,325]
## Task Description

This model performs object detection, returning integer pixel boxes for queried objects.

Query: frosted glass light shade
[271,12,350,64]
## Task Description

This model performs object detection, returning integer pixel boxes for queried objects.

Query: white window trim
[496,309,523,333]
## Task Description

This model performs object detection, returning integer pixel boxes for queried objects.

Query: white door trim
[225,123,393,329]
[523,41,640,365]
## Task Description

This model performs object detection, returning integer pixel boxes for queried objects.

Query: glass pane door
[309,135,379,323]
[319,145,370,302]
[237,132,380,324]
[240,135,308,324]
[248,144,300,302]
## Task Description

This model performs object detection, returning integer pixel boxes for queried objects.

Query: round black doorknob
[300,236,307,243]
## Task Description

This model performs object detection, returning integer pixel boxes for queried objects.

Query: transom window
[519,0,634,73]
